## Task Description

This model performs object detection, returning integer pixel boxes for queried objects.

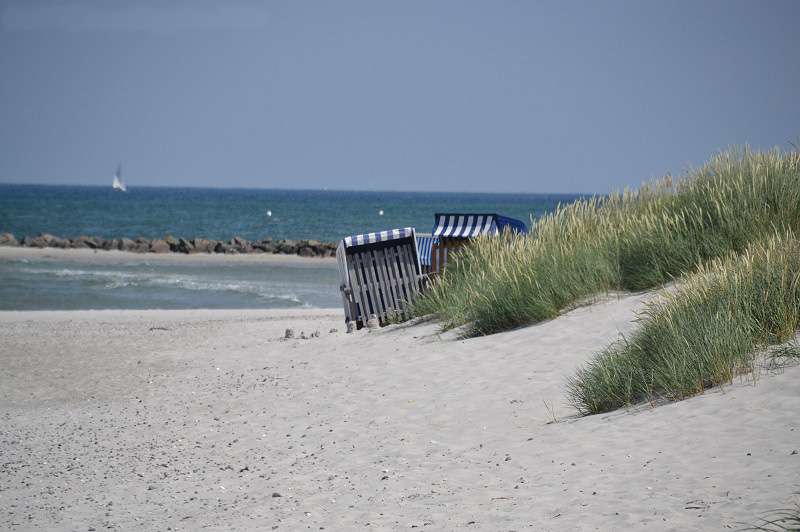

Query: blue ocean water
[0,185,584,310]
[0,184,582,242]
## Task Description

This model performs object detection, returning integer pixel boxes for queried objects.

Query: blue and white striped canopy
[415,234,437,266]
[432,213,527,238]
[342,227,415,248]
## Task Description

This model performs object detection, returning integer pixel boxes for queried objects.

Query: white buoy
[266,210,272,217]
[378,209,384,216]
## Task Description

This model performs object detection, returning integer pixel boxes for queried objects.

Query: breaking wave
[19,267,307,305]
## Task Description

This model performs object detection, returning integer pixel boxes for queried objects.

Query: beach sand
[1,295,798,530]
[0,246,336,266]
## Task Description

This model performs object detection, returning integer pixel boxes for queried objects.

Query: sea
[0,184,583,310]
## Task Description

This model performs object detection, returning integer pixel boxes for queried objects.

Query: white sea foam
[20,266,307,304]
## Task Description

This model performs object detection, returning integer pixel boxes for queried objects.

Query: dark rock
[271,492,282,498]
[117,238,135,251]
[46,234,68,248]
[150,239,170,253]
[100,239,116,251]
[191,238,215,253]
[72,235,100,249]
[284,328,294,339]
[129,237,149,253]
[252,240,276,253]
[277,240,297,254]
[214,242,239,254]
[0,233,18,246]
[214,242,239,255]
[297,246,315,257]
[231,236,252,253]
[30,233,48,248]
[177,238,194,254]
[25,233,65,248]
[164,235,180,252]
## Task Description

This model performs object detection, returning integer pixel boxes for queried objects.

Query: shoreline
[0,245,337,266]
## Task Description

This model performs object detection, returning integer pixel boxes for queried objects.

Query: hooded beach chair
[430,213,527,273]
[336,227,426,328]
[415,233,436,275]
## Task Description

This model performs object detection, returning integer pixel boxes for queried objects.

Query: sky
[0,1,798,193]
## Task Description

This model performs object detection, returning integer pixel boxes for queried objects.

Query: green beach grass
[412,146,800,413]
[567,233,800,414]
[413,147,800,335]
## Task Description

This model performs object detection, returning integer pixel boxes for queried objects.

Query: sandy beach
[1,294,797,531]
[0,247,336,267]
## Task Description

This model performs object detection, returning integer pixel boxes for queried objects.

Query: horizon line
[0,181,599,196]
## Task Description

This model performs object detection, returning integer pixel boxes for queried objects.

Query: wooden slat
[392,244,409,306]
[373,248,398,321]
[431,241,442,274]
[385,246,407,314]
[348,252,369,325]
[396,243,417,303]
[406,242,422,295]
[385,247,405,318]
[355,251,377,321]
[365,249,387,321]
[382,247,403,319]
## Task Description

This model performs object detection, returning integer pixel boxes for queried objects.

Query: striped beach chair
[430,213,527,273]
[415,233,436,275]
[336,227,426,328]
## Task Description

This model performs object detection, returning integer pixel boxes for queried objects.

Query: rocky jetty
[0,232,337,258]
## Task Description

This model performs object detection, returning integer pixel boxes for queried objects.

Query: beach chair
[336,227,427,328]
[430,213,527,273]
[415,233,436,275]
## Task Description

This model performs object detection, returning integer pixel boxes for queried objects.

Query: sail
[112,164,127,192]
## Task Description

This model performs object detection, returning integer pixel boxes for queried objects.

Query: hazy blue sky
[1,1,798,193]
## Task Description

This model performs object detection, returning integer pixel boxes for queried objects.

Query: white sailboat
[112,164,127,192]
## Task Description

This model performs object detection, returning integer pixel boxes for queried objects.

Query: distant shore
[0,245,336,266]
[0,232,337,258]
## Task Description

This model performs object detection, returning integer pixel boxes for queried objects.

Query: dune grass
[743,497,800,531]
[412,147,800,336]
[567,233,800,414]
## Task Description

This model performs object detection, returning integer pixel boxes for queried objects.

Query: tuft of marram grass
[742,496,800,531]
[567,232,800,415]
[412,146,800,336]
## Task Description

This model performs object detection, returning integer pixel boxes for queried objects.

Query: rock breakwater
[0,232,337,258]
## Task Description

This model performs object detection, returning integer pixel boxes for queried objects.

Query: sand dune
[1,295,798,530]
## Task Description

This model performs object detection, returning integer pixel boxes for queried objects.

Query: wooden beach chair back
[336,227,426,328]
[430,213,527,274]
